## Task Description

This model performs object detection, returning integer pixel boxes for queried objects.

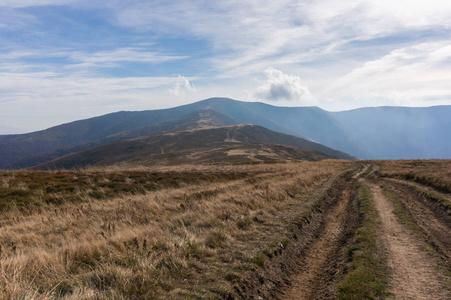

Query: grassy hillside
[1,159,450,299]
[33,124,354,170]
[8,110,238,169]
[377,159,451,193]
[0,161,352,299]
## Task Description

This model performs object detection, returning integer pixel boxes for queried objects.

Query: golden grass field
[1,159,450,299]
[0,161,352,299]
[377,159,451,193]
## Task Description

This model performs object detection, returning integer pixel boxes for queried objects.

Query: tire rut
[366,180,450,300]
[385,177,451,206]
[280,185,354,300]
[382,179,451,267]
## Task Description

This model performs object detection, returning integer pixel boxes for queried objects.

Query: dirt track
[278,168,360,300]
[367,180,450,299]
[382,178,451,268]
[281,189,352,300]
[277,163,451,299]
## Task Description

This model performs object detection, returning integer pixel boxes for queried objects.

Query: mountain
[32,124,353,170]
[0,98,450,169]
[329,106,451,159]
[6,109,238,169]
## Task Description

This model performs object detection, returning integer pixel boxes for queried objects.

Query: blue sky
[1,0,451,133]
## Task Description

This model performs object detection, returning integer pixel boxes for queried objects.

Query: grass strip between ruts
[337,184,390,299]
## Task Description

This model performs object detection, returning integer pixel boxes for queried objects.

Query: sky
[1,0,451,133]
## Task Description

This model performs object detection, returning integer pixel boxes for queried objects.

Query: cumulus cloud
[256,67,312,102]
[169,75,196,96]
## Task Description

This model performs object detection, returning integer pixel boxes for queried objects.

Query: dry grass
[0,160,352,299]
[376,160,451,193]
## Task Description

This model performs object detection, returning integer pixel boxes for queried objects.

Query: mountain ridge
[32,123,353,170]
[1,97,450,169]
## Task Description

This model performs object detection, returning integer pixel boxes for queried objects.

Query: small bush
[236,218,252,230]
[252,253,266,266]
[205,232,227,249]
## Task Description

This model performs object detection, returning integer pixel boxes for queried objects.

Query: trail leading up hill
[281,188,352,300]
[279,163,451,299]
[366,181,449,299]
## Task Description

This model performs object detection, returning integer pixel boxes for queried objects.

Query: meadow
[1,159,450,299]
[0,161,352,299]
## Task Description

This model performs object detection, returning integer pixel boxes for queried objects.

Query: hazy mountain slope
[220,100,366,157]
[33,124,353,170]
[186,99,451,159]
[6,110,238,169]
[0,111,141,168]
[330,106,451,159]
[0,98,343,168]
[0,99,311,168]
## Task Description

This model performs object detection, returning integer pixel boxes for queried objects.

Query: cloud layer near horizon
[0,0,450,132]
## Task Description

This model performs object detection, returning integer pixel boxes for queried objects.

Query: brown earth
[366,180,450,299]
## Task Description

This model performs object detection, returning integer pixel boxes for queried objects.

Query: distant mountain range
[0,98,449,169]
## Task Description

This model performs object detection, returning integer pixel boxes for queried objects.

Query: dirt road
[279,163,451,299]
[367,180,450,299]
[281,189,352,300]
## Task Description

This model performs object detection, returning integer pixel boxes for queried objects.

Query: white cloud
[0,47,185,65]
[324,41,451,106]
[70,48,187,65]
[0,71,188,105]
[3,1,451,79]
[0,49,69,60]
[169,75,196,96]
[106,1,451,76]
[0,0,75,8]
[256,67,312,103]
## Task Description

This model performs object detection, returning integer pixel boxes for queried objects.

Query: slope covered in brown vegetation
[1,159,450,299]
[0,161,352,299]
[33,124,354,170]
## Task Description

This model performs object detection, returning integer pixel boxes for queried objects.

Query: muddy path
[352,162,369,178]
[280,188,354,300]
[277,172,361,300]
[365,179,450,299]
[278,163,368,299]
